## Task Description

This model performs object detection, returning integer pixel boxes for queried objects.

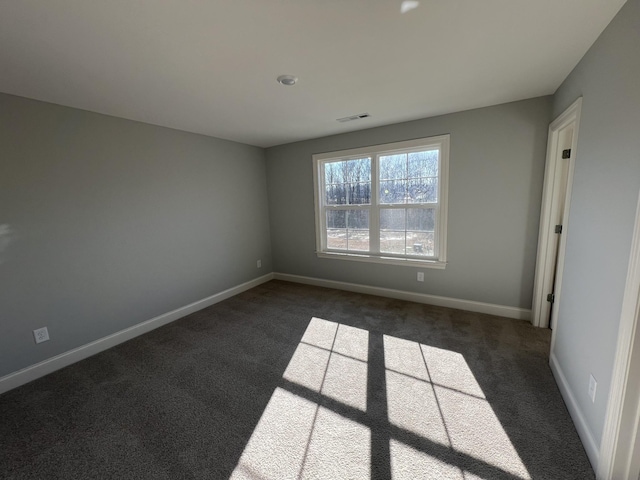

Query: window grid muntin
[322,180,439,259]
[314,136,448,266]
[323,156,372,206]
[379,206,437,258]
[374,147,441,259]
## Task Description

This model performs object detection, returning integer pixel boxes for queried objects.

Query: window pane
[325,161,346,185]
[407,208,435,232]
[325,158,371,205]
[408,150,438,178]
[348,230,369,251]
[327,210,346,229]
[381,209,405,255]
[380,180,407,204]
[407,231,435,256]
[346,158,371,183]
[326,158,371,183]
[380,208,406,230]
[348,182,371,205]
[380,154,407,180]
[407,178,438,204]
[326,184,347,205]
[325,210,370,251]
[380,231,406,255]
[379,209,436,256]
[347,210,369,251]
[347,209,369,229]
[327,229,347,250]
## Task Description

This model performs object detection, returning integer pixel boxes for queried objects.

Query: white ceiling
[0,0,626,148]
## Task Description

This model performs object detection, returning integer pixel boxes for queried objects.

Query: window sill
[316,251,447,269]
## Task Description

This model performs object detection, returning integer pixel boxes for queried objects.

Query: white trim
[312,136,451,161]
[312,135,450,268]
[273,272,530,320]
[438,135,450,264]
[550,352,600,468]
[0,273,275,395]
[545,98,581,333]
[316,251,447,269]
[532,97,582,328]
[312,150,323,258]
[597,190,640,480]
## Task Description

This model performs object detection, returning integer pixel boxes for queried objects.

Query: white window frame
[313,135,449,269]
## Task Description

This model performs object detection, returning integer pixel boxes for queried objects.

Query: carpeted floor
[0,280,594,479]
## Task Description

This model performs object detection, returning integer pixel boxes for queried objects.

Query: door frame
[597,190,640,480]
[531,97,582,328]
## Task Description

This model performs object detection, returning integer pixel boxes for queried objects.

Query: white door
[531,98,582,329]
[546,124,573,329]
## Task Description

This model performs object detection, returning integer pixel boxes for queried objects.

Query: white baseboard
[0,273,275,395]
[273,272,531,321]
[550,352,599,469]
[0,271,529,396]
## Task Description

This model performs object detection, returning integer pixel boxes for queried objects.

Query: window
[313,135,449,268]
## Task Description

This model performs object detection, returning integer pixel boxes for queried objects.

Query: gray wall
[551,0,640,450]
[0,93,272,378]
[266,97,552,309]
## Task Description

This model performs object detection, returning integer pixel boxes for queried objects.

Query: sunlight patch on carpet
[384,337,531,479]
[299,406,370,479]
[230,387,317,479]
[390,440,465,479]
[231,318,370,479]
[386,369,450,444]
[284,318,369,411]
[232,317,531,479]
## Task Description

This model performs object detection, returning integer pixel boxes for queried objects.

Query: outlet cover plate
[417,272,424,282]
[33,327,50,344]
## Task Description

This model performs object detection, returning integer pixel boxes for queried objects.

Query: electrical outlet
[589,374,597,403]
[257,259,262,268]
[33,327,50,344]
[417,272,424,282]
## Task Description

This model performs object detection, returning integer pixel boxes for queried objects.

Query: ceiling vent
[336,113,371,123]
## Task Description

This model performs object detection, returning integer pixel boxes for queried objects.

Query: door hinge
[555,225,563,234]
[562,149,571,159]
[547,293,555,303]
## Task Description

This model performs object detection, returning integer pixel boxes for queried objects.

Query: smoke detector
[277,75,298,86]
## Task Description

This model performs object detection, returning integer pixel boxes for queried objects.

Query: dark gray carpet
[0,280,594,479]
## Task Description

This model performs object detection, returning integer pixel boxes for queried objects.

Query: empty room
[1,1,639,479]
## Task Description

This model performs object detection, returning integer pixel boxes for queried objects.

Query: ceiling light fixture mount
[277,75,298,86]
[400,0,420,14]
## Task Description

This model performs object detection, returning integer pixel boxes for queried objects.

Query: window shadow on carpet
[231,317,531,480]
